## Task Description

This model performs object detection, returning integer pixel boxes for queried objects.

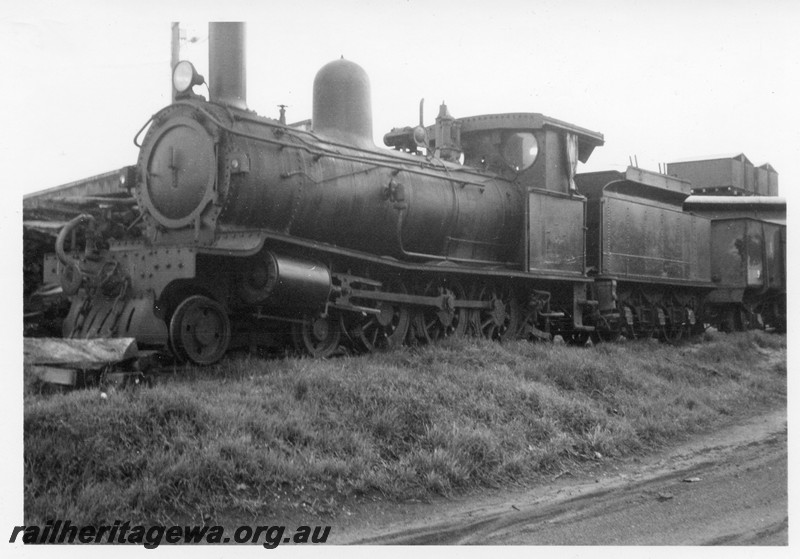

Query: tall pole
[170,22,180,102]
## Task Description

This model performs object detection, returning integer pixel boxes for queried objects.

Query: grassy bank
[24,331,786,525]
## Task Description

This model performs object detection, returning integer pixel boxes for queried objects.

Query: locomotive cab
[456,113,603,195]
[386,108,604,196]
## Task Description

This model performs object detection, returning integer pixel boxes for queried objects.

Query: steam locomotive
[47,23,786,365]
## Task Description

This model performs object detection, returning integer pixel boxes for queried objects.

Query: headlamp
[172,60,205,94]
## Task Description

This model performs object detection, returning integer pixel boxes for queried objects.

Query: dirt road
[338,408,787,545]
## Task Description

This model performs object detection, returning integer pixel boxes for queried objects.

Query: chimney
[209,22,246,110]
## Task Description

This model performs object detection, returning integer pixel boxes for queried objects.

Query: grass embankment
[24,331,785,525]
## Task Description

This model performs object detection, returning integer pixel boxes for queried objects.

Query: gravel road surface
[339,408,787,545]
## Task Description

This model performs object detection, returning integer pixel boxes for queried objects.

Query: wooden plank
[29,365,77,386]
[23,337,138,368]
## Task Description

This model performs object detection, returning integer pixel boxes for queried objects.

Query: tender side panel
[528,191,585,276]
[711,220,755,288]
[711,218,785,290]
[763,222,785,291]
[602,194,710,283]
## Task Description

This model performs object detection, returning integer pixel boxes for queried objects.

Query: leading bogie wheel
[292,312,342,358]
[169,295,232,365]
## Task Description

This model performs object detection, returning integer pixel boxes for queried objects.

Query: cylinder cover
[238,252,331,312]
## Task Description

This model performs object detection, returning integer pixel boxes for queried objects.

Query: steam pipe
[56,214,95,269]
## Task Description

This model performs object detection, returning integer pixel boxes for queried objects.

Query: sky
[3,0,800,548]
[3,0,799,197]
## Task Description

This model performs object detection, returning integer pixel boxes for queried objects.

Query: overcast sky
[3,0,799,198]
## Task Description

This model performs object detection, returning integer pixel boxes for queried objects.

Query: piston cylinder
[238,252,331,312]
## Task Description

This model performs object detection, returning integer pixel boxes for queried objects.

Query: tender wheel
[658,304,686,343]
[619,306,636,339]
[590,315,622,344]
[633,305,658,340]
[292,312,342,358]
[348,279,410,352]
[720,308,736,333]
[689,321,708,337]
[470,283,519,341]
[733,307,752,331]
[590,328,622,344]
[565,331,590,346]
[169,295,231,365]
[660,324,684,343]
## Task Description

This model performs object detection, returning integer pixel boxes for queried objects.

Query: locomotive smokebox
[209,22,246,109]
[313,59,373,148]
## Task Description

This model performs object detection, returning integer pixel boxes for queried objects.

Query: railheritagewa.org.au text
[9,520,330,548]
